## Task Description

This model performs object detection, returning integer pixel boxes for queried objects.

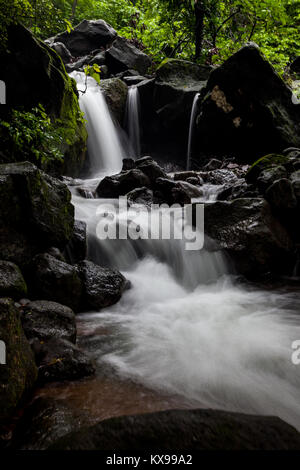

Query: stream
[35,72,300,432]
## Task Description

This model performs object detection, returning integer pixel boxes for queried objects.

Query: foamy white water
[70,71,124,176]
[186,93,200,170]
[125,86,141,158]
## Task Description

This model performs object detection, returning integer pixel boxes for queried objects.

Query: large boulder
[21,300,76,343]
[0,24,87,176]
[11,397,78,450]
[196,44,300,161]
[99,78,128,123]
[0,298,37,424]
[37,338,95,383]
[64,220,87,264]
[96,168,151,198]
[0,162,74,248]
[30,254,83,312]
[78,260,128,310]
[49,409,300,450]
[0,261,27,300]
[46,20,117,57]
[203,198,294,276]
[106,37,151,75]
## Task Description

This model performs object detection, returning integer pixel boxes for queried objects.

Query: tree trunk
[194,0,205,60]
[72,0,78,19]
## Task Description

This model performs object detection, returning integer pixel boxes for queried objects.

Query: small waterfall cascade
[124,86,141,158]
[186,93,200,170]
[70,71,124,176]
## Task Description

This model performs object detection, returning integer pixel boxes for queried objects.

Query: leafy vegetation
[1,1,299,72]
[0,105,64,165]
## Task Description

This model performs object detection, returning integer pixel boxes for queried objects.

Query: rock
[96,169,151,198]
[0,24,87,177]
[30,254,83,312]
[89,51,106,66]
[64,220,87,265]
[46,19,117,57]
[0,298,37,423]
[0,226,37,270]
[78,260,128,310]
[0,162,74,248]
[51,42,73,63]
[65,54,92,72]
[291,170,300,200]
[257,165,287,193]
[153,59,209,138]
[290,56,300,77]
[99,78,128,123]
[122,158,135,171]
[37,338,95,383]
[265,178,297,212]
[203,158,222,171]
[21,300,76,343]
[127,187,154,206]
[174,171,201,182]
[154,178,192,205]
[11,397,78,450]
[106,37,151,75]
[203,198,294,276]
[123,75,147,86]
[46,247,66,262]
[49,408,300,451]
[206,168,238,185]
[0,261,27,300]
[246,153,294,183]
[135,158,168,183]
[196,44,300,160]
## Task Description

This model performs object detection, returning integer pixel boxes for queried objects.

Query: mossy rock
[0,298,38,424]
[246,153,291,182]
[0,261,27,300]
[0,24,87,177]
[156,58,212,85]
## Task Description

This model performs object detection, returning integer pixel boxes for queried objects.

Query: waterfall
[186,93,200,171]
[70,71,124,176]
[124,86,141,158]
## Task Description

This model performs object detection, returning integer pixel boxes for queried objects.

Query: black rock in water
[49,408,300,450]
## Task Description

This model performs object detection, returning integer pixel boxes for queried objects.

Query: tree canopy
[0,0,299,73]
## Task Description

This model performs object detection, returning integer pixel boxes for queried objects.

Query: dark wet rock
[96,169,151,198]
[0,261,27,300]
[135,158,168,183]
[0,162,74,248]
[257,165,287,193]
[99,78,128,123]
[0,226,37,270]
[186,176,201,186]
[291,170,300,200]
[174,171,201,182]
[0,298,37,423]
[206,169,238,186]
[265,178,297,212]
[246,154,295,183]
[65,54,92,72]
[46,247,66,262]
[196,44,300,160]
[203,158,223,171]
[21,300,76,343]
[11,397,78,450]
[127,187,154,206]
[77,260,128,310]
[203,198,294,276]
[122,158,135,171]
[89,51,106,66]
[64,220,87,265]
[46,19,117,57]
[51,42,73,63]
[217,181,258,201]
[123,75,147,86]
[154,178,192,205]
[37,338,95,383]
[106,37,151,75]
[49,408,300,451]
[30,254,83,312]
[0,24,87,177]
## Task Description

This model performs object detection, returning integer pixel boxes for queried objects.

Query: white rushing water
[186,93,200,171]
[125,86,141,158]
[70,71,124,176]
[70,77,300,431]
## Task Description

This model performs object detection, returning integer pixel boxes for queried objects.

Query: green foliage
[0,105,64,165]
[84,63,101,84]
[0,0,32,49]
